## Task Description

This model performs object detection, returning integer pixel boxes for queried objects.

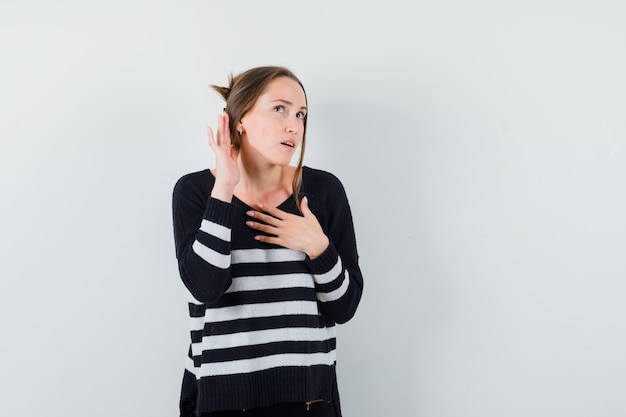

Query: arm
[173,113,240,304]
[305,177,363,324]
[172,174,234,304]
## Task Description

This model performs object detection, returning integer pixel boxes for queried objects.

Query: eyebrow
[271,99,307,111]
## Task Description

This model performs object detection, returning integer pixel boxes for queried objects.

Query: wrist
[211,183,235,203]
[307,236,330,260]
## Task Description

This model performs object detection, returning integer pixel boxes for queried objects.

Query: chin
[271,157,294,167]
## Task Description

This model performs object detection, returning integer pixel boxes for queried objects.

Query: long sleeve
[304,170,363,324]
[172,173,234,304]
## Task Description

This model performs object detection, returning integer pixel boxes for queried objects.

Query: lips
[281,140,295,148]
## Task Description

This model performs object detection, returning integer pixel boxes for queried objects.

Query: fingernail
[246,210,254,216]
[246,221,253,226]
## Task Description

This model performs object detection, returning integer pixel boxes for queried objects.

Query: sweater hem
[195,365,336,414]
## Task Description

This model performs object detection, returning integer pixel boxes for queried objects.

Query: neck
[235,156,294,206]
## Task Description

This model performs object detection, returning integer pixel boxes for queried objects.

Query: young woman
[172,66,364,417]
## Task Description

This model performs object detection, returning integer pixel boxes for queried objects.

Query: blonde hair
[211,66,308,212]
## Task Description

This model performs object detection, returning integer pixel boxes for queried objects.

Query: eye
[274,105,285,113]
[296,111,306,120]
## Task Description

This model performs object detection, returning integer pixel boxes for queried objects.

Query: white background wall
[1,1,625,416]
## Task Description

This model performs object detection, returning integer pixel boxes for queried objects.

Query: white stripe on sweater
[197,351,337,377]
[192,240,230,269]
[226,273,315,293]
[199,300,319,326]
[191,326,336,356]
[317,271,350,302]
[189,315,205,332]
[199,219,231,242]
[313,258,342,285]
[185,356,197,375]
[232,248,306,264]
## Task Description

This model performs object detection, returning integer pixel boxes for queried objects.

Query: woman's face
[239,77,307,167]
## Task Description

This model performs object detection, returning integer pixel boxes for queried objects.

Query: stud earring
[238,128,243,135]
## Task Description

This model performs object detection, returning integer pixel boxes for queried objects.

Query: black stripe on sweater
[195,232,230,256]
[190,315,335,342]
[232,262,309,277]
[201,339,337,363]
[210,288,316,308]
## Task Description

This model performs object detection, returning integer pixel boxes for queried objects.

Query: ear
[238,121,244,136]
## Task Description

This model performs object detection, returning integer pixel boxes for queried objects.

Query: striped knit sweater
[172,166,364,415]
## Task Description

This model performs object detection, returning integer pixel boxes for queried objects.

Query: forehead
[258,77,307,105]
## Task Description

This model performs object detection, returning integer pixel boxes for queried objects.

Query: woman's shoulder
[302,166,346,194]
[173,168,215,197]
[302,166,343,185]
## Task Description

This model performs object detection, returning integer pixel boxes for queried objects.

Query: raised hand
[245,197,330,259]
[208,112,240,202]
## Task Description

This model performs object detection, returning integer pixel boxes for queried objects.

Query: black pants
[199,400,337,417]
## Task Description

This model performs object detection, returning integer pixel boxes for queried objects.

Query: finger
[300,196,311,215]
[216,113,226,146]
[254,234,280,245]
[254,203,286,220]
[220,113,231,147]
[245,220,277,234]
[207,126,217,150]
[300,196,317,219]
[229,144,240,160]
[246,209,281,225]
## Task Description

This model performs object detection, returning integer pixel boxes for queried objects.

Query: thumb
[301,196,313,216]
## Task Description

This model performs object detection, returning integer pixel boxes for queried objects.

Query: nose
[285,116,299,135]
